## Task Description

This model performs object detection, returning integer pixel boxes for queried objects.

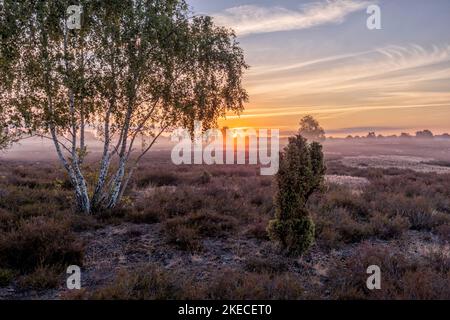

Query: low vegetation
[0,152,449,299]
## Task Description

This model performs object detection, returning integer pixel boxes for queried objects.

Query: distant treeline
[329,130,450,140]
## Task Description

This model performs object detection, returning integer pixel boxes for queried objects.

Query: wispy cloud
[246,44,450,95]
[226,44,450,120]
[213,0,372,36]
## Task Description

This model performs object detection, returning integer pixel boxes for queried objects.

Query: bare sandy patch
[341,155,450,174]
[139,185,178,198]
[325,175,370,189]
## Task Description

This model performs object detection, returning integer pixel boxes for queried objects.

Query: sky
[188,0,450,136]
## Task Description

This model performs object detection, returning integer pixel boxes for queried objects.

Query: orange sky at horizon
[218,44,450,137]
[191,1,450,138]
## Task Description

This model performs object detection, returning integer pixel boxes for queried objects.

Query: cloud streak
[225,44,450,122]
[213,0,372,36]
[244,44,450,95]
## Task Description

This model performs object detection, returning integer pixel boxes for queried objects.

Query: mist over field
[1,0,450,305]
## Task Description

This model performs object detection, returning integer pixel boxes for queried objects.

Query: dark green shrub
[268,216,315,255]
[268,134,325,255]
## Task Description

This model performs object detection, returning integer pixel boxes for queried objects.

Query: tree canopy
[0,0,248,213]
[298,115,326,142]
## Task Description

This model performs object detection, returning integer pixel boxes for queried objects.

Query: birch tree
[1,0,248,213]
[0,0,21,149]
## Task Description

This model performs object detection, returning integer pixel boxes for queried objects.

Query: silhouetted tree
[268,134,325,255]
[416,130,434,138]
[298,115,326,142]
[367,132,376,139]
[400,132,412,138]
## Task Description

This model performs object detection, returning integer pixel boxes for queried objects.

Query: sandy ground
[340,155,450,174]
[1,222,446,300]
[325,175,370,189]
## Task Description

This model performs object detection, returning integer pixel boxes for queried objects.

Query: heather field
[1,138,449,300]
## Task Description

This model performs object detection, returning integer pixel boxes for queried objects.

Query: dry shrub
[326,243,450,299]
[0,268,15,287]
[164,211,238,251]
[126,208,160,224]
[195,170,212,185]
[18,266,60,290]
[72,265,200,300]
[135,172,179,188]
[324,188,369,219]
[141,186,204,219]
[15,202,62,219]
[124,226,144,238]
[434,224,450,242]
[368,212,410,240]
[210,166,258,178]
[166,211,238,237]
[66,267,303,300]
[0,208,16,232]
[245,220,270,240]
[0,186,72,213]
[311,169,450,248]
[371,194,447,230]
[166,225,202,252]
[97,206,133,222]
[65,213,102,232]
[205,270,303,300]
[0,217,84,272]
[314,207,372,248]
[334,209,371,243]
[364,172,450,231]
[244,256,289,274]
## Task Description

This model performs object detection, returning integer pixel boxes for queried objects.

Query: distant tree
[377,134,384,139]
[267,134,326,255]
[400,132,412,138]
[441,133,450,139]
[1,0,248,214]
[416,130,434,139]
[367,132,376,139]
[298,115,326,142]
[346,135,353,139]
